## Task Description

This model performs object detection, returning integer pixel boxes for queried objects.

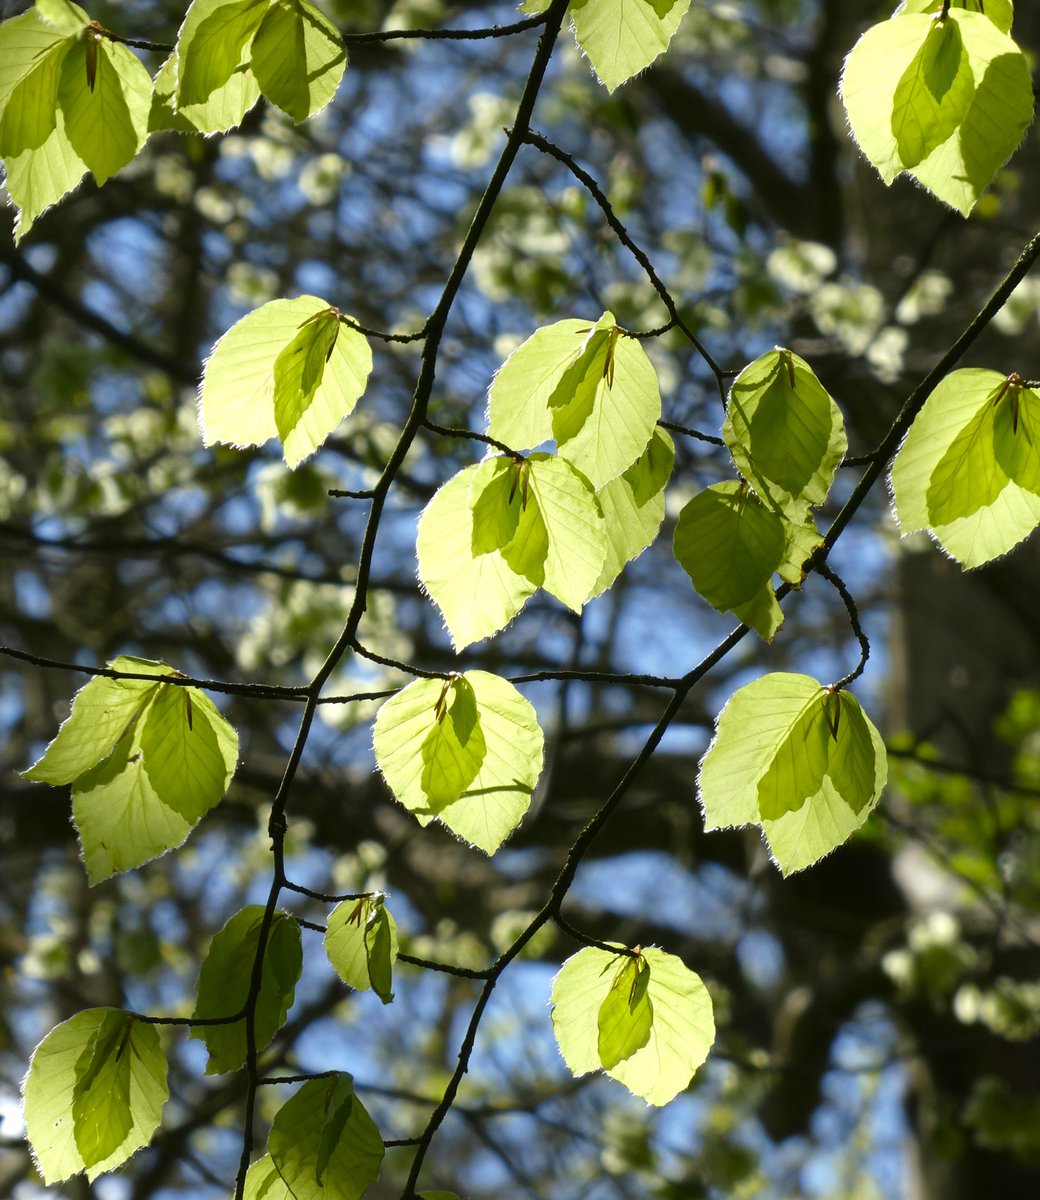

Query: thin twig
[815,562,870,691]
[520,129,734,399]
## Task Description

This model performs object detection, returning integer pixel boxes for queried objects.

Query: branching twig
[520,129,735,399]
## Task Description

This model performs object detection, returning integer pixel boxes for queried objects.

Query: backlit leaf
[268,1075,384,1200]
[597,953,653,1070]
[841,10,1033,214]
[698,673,888,875]
[551,945,714,1105]
[488,313,661,489]
[673,481,786,638]
[199,297,372,467]
[57,35,151,185]
[522,454,607,610]
[417,463,537,649]
[897,0,1013,36]
[419,675,487,809]
[891,368,1040,566]
[570,0,693,94]
[592,427,672,595]
[191,907,302,1074]
[173,0,266,132]
[70,1011,134,1168]
[324,895,399,1003]
[374,670,543,853]
[243,1155,293,1200]
[22,656,166,785]
[0,14,70,157]
[251,0,346,123]
[723,348,846,522]
[23,1009,167,1184]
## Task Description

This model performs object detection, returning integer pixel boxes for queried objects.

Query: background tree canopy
[2,1,1040,1198]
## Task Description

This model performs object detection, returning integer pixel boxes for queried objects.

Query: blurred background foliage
[1,0,1040,1197]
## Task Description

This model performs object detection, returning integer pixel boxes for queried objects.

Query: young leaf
[673,481,787,639]
[470,456,525,554]
[592,427,673,595]
[597,953,654,1069]
[841,10,1033,215]
[22,656,166,785]
[891,368,1040,566]
[374,670,544,853]
[36,0,91,31]
[191,907,303,1074]
[56,34,152,186]
[0,14,70,158]
[419,675,487,807]
[698,673,888,876]
[417,462,537,649]
[723,348,847,522]
[0,6,85,239]
[897,0,1014,36]
[23,1009,167,1184]
[23,658,238,883]
[324,895,400,1004]
[777,515,824,588]
[890,15,975,169]
[551,945,715,1106]
[569,0,693,94]
[522,454,608,610]
[173,0,266,132]
[488,313,662,489]
[250,0,346,123]
[267,1074,384,1200]
[199,297,372,468]
[243,1155,293,1200]
[70,1010,134,1167]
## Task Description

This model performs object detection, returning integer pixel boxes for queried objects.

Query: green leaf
[417,463,537,650]
[841,10,1033,214]
[57,35,151,185]
[891,368,1040,566]
[520,454,607,610]
[374,670,544,853]
[551,945,715,1105]
[0,14,69,158]
[469,456,525,555]
[251,0,346,123]
[569,0,693,94]
[698,673,888,876]
[199,297,373,468]
[22,656,236,882]
[22,657,166,785]
[487,314,662,489]
[777,515,824,588]
[897,0,1014,36]
[36,0,91,31]
[0,7,88,239]
[673,481,786,638]
[191,907,303,1074]
[173,0,267,132]
[324,895,400,1004]
[891,15,975,169]
[268,1075,384,1200]
[420,675,487,808]
[418,1194,461,1200]
[138,680,239,820]
[597,953,653,1069]
[70,1011,134,1167]
[592,427,672,595]
[243,1155,293,1200]
[723,348,847,522]
[23,1008,167,1184]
